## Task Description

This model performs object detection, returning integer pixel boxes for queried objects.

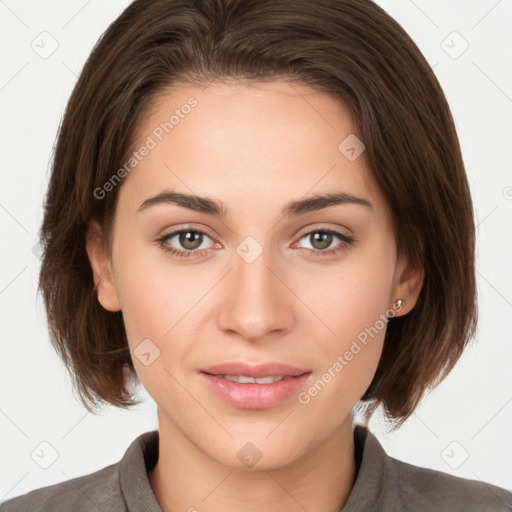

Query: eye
[156,226,218,258]
[155,226,355,259]
[294,228,355,257]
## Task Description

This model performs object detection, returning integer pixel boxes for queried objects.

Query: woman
[2,0,511,510]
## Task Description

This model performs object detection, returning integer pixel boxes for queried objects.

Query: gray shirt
[1,426,511,511]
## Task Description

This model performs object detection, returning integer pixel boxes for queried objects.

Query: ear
[389,251,424,317]
[85,220,121,312]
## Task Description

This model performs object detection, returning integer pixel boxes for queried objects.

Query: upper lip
[201,362,311,378]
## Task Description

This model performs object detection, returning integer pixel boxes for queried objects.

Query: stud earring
[395,298,405,308]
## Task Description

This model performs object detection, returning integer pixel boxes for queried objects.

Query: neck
[148,410,357,512]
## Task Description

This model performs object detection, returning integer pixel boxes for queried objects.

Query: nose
[217,246,295,342]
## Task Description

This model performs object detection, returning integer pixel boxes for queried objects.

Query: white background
[1,0,511,503]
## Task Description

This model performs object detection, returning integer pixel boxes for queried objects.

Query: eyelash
[155,225,355,259]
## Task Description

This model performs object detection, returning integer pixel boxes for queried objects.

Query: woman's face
[88,80,421,469]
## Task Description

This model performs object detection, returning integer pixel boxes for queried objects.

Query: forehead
[119,80,386,217]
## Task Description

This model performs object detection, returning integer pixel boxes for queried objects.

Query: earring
[395,298,405,308]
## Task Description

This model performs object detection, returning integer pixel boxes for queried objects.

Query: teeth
[222,375,285,384]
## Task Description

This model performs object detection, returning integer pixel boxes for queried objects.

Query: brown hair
[38,0,477,429]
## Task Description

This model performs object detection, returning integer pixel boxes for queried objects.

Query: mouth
[199,362,312,409]
[200,361,310,378]
[205,374,296,384]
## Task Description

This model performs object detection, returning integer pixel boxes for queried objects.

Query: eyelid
[157,223,217,241]
[295,223,353,240]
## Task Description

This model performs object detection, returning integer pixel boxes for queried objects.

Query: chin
[200,433,309,472]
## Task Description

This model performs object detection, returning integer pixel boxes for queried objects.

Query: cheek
[293,241,395,398]
[297,244,395,344]
[112,232,196,334]
[112,246,218,390]
[295,262,392,420]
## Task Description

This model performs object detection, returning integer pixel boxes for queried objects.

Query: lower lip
[200,372,311,409]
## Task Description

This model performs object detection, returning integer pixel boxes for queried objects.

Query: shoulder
[352,426,512,512]
[389,452,512,511]
[0,462,123,512]
[0,430,159,512]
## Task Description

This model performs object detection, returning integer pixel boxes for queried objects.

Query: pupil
[180,231,202,250]
[312,232,331,250]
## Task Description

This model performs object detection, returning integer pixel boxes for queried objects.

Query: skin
[86,80,424,512]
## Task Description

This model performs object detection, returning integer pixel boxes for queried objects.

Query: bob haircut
[38,0,477,430]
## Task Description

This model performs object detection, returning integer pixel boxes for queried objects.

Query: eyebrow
[137,190,373,217]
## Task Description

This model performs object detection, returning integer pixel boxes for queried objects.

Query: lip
[200,362,310,378]
[199,362,312,409]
